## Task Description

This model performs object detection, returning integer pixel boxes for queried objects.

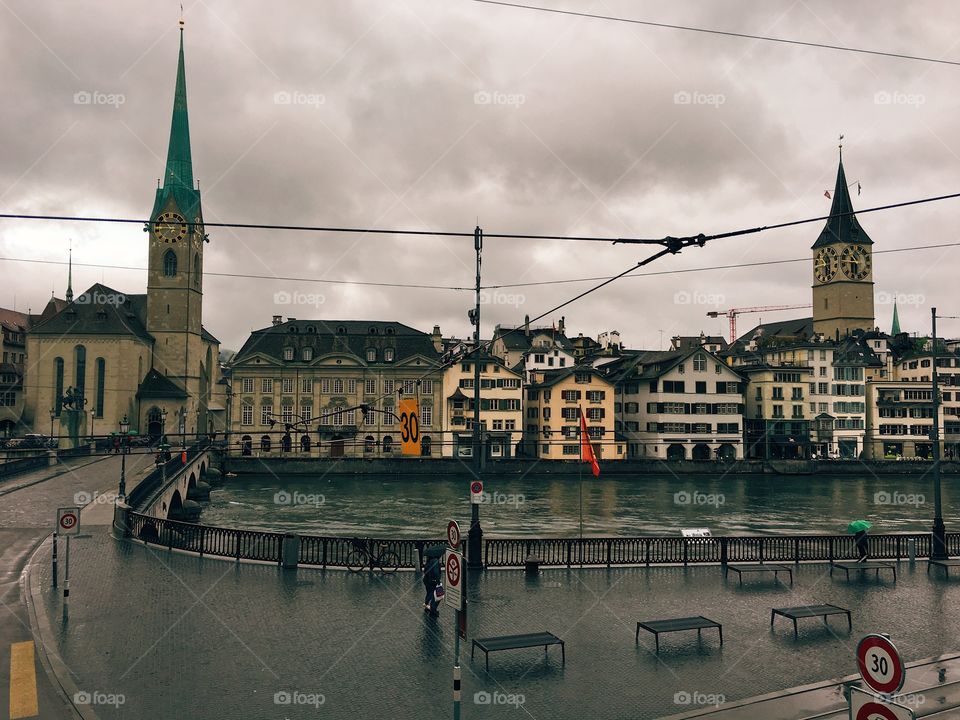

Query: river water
[198,471,960,538]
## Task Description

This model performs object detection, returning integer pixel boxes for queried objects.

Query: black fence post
[719,537,728,566]
[794,537,800,565]
[606,540,612,568]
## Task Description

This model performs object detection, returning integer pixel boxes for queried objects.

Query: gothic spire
[812,148,873,249]
[891,299,901,335]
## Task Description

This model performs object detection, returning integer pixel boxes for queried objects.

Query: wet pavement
[27,528,960,720]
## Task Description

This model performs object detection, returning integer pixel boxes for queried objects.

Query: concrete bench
[725,563,793,586]
[471,632,564,671]
[830,561,896,582]
[635,616,722,653]
[927,559,960,579]
[771,604,851,638]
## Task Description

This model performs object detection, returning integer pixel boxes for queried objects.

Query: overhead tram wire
[472,0,960,68]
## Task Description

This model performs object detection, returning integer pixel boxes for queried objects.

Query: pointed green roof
[152,29,200,219]
[891,300,901,335]
[812,157,873,249]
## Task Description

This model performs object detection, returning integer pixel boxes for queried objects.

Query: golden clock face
[155,212,186,243]
[814,247,839,283]
[840,244,871,280]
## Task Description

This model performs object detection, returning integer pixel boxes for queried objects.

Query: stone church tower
[812,152,875,338]
[145,25,213,428]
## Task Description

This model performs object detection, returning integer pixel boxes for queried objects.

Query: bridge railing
[127,440,211,511]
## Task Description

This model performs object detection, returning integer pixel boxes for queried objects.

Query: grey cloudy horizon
[1,0,958,352]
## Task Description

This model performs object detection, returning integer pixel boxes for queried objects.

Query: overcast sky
[1,0,958,352]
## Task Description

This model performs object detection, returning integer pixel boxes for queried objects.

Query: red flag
[823,190,831,199]
[579,407,600,477]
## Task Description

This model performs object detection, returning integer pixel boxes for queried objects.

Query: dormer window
[336,326,346,334]
[283,347,294,361]
[302,347,313,361]
[384,348,395,362]
[366,348,377,362]
[385,327,396,335]
[369,326,379,335]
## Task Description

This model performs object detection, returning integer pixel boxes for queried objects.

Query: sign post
[849,635,914,720]
[445,520,464,720]
[399,398,420,456]
[470,480,483,504]
[56,507,80,604]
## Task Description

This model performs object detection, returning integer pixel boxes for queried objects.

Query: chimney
[431,325,443,353]
[558,316,565,334]
[524,315,530,336]
[272,315,282,326]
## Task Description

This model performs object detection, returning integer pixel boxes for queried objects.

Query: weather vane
[179,3,184,29]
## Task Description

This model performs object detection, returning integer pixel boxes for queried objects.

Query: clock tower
[146,25,207,394]
[812,151,875,338]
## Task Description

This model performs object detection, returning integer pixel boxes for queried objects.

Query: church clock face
[840,244,871,280]
[155,212,187,243]
[814,247,839,283]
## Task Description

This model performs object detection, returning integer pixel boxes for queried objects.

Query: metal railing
[122,511,960,570]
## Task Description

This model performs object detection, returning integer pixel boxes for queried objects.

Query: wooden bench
[830,561,897,581]
[471,632,564,671]
[927,559,960,579]
[635,616,722,653]
[725,563,793,586]
[771,604,851,638]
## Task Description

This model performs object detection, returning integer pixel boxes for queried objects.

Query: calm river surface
[199,471,960,538]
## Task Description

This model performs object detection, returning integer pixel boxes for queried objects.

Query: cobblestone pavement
[28,529,960,720]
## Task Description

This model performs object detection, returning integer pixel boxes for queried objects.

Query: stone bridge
[136,448,221,522]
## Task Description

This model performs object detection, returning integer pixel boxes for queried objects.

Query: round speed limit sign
[857,634,905,695]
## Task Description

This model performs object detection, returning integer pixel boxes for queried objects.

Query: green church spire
[152,25,200,219]
[891,299,901,335]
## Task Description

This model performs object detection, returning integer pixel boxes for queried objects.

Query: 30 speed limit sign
[56,506,81,536]
[857,634,906,695]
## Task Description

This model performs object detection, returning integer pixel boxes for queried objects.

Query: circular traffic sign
[470,481,483,495]
[446,520,461,550]
[855,701,903,720]
[446,552,461,588]
[857,634,905,695]
[58,512,78,531]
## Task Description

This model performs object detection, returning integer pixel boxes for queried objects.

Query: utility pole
[468,225,483,569]
[931,307,947,560]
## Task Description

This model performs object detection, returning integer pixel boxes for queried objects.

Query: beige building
[440,352,522,458]
[739,364,813,459]
[22,29,223,444]
[0,309,28,437]
[523,367,624,462]
[228,319,444,457]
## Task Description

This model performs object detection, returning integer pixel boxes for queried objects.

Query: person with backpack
[422,550,443,617]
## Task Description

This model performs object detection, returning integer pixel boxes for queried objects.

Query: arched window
[364,435,375,453]
[53,357,64,415]
[74,345,86,400]
[260,435,271,452]
[193,253,200,286]
[95,358,105,417]
[163,250,177,277]
[382,436,393,453]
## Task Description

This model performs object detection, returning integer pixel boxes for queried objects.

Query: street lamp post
[468,224,483,569]
[931,307,948,560]
[90,408,95,446]
[118,414,130,501]
[161,408,168,443]
[49,409,55,441]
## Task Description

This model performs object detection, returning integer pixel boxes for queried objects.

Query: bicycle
[345,539,401,574]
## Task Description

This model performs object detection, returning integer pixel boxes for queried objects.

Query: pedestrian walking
[847,519,871,563]
[422,546,444,617]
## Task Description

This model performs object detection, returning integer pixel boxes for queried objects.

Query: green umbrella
[847,520,872,534]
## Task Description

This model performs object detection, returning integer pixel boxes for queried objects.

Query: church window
[54,358,64,415]
[95,358,105,418]
[163,250,177,277]
[74,346,86,400]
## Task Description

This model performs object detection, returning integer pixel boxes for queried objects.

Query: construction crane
[707,304,812,343]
